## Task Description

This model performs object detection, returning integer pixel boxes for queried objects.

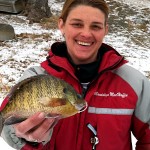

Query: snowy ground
[117,0,150,8]
[0,0,150,149]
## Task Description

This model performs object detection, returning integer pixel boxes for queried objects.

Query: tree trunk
[24,0,52,23]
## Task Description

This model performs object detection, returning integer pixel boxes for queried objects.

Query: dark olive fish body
[0,75,87,134]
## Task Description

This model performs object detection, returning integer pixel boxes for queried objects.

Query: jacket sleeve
[1,125,53,150]
[17,66,48,82]
[1,66,53,150]
[130,71,150,150]
[115,64,150,150]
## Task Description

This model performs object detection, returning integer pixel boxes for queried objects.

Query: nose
[80,27,92,38]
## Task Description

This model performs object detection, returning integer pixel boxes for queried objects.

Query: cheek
[64,27,78,39]
[96,32,106,40]
[65,32,77,43]
[96,28,107,36]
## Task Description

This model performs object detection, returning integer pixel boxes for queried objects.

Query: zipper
[81,85,88,97]
[87,123,99,150]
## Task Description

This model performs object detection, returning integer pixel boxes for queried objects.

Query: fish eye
[63,88,67,94]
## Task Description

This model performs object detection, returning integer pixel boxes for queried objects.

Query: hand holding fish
[13,112,59,143]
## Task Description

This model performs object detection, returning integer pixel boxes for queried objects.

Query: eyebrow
[70,18,104,25]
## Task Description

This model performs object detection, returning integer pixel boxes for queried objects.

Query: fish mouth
[75,101,88,113]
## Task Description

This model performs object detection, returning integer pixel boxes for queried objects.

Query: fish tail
[0,112,4,135]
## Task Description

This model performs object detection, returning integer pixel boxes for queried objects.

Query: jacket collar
[50,42,125,70]
[41,42,126,81]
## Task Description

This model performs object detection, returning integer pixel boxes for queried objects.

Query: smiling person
[1,0,150,150]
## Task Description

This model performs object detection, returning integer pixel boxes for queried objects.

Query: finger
[27,118,55,141]
[38,128,52,142]
[14,112,45,136]
[50,118,60,129]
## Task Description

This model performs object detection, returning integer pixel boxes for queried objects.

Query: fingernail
[38,112,45,118]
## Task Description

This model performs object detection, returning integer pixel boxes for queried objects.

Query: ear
[105,24,109,35]
[58,18,65,35]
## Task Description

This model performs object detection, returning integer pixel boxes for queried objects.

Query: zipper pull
[87,123,99,150]
[91,136,99,150]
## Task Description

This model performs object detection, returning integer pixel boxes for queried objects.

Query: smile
[77,41,93,46]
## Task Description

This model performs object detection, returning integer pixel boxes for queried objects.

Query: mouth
[76,40,93,46]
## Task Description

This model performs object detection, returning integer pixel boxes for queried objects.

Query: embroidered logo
[94,92,128,98]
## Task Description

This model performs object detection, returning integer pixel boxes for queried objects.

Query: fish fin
[4,116,27,125]
[0,112,4,135]
[45,113,62,119]
[0,96,9,111]
[38,97,67,107]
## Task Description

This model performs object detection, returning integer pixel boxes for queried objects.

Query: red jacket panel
[22,42,150,150]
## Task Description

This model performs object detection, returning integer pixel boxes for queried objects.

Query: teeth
[78,41,91,46]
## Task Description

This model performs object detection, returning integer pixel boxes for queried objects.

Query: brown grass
[40,15,59,30]
[16,32,52,40]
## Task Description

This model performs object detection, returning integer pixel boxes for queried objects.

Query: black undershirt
[50,42,107,83]
[68,55,101,83]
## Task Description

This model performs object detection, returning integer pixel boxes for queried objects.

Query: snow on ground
[116,0,150,9]
[0,0,150,149]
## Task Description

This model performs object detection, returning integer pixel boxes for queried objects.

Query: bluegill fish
[0,74,87,134]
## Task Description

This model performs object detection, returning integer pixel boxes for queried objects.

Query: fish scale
[0,74,87,134]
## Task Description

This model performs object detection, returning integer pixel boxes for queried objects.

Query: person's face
[58,5,108,64]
